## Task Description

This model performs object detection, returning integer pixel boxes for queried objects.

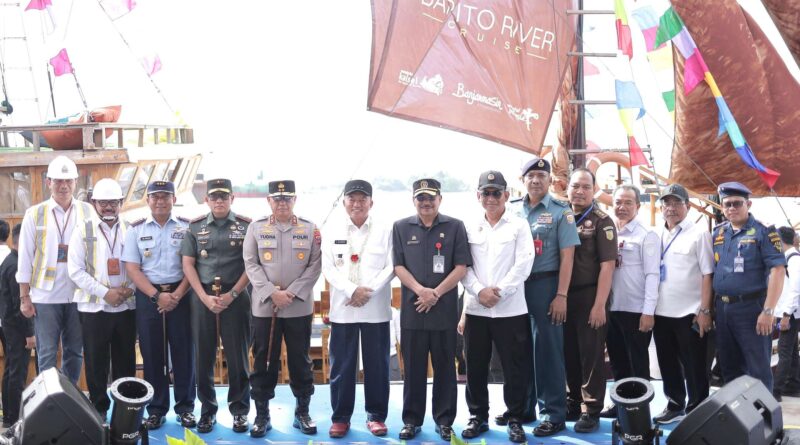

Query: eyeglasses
[723,200,746,209]
[208,192,230,202]
[481,189,503,198]
[95,200,120,208]
[415,194,437,202]
[271,195,294,202]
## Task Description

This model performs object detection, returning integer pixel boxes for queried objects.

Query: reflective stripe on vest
[84,221,99,304]
[31,204,54,288]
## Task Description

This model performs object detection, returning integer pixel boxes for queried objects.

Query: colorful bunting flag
[24,0,51,10]
[631,5,675,118]
[631,6,665,51]
[654,6,780,187]
[140,55,162,76]
[614,0,633,59]
[583,59,600,76]
[49,49,74,76]
[614,80,650,167]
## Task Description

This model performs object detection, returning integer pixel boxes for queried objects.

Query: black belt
[151,281,181,293]
[716,291,764,304]
[202,282,237,294]
[527,270,559,281]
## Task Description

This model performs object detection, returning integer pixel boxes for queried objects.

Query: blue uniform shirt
[122,214,188,284]
[712,214,785,296]
[511,193,580,273]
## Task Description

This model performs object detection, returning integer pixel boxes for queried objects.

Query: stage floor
[142,381,676,444]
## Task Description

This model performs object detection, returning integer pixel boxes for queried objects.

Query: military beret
[718,182,751,199]
[521,157,551,175]
[147,180,175,195]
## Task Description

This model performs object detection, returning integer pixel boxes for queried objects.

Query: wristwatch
[698,308,711,316]
[762,307,775,316]
[150,290,159,304]
[231,289,239,300]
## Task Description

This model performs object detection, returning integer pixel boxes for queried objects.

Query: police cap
[269,180,296,197]
[718,182,751,199]
[413,178,441,197]
[206,178,232,195]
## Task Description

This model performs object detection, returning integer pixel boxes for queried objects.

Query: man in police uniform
[243,180,321,437]
[181,178,252,434]
[564,168,617,433]
[508,157,579,437]
[392,178,472,441]
[712,182,785,391]
[123,180,196,430]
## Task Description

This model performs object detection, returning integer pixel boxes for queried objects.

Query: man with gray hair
[601,185,659,418]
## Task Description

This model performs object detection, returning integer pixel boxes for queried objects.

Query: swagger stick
[162,310,168,378]
[213,276,223,381]
[266,287,280,371]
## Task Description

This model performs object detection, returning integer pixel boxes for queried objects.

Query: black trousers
[191,290,251,416]
[775,315,800,394]
[250,314,314,403]
[1,321,29,424]
[653,314,708,411]
[607,311,652,381]
[564,287,608,415]
[79,310,137,413]
[401,328,457,426]
[464,314,531,422]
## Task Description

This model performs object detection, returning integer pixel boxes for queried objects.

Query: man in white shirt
[17,155,93,384]
[68,178,136,417]
[458,171,534,443]
[602,185,660,418]
[321,180,394,439]
[652,184,713,424]
[773,227,800,401]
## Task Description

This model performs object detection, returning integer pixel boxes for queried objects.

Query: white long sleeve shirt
[321,215,394,323]
[775,247,800,318]
[611,219,660,315]
[462,211,534,318]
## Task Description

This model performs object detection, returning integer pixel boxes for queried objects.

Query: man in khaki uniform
[243,180,322,437]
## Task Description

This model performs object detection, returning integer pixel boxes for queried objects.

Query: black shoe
[435,424,453,441]
[251,416,272,438]
[197,414,216,434]
[574,413,599,433]
[566,404,581,422]
[145,414,166,430]
[652,407,685,424]
[494,412,509,426]
[774,391,783,402]
[293,413,317,435]
[599,403,618,418]
[533,420,565,437]
[177,412,197,428]
[782,388,800,398]
[461,418,489,439]
[232,415,249,433]
[507,422,527,443]
[399,424,421,440]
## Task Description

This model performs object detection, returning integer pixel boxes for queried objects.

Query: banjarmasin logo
[420,0,556,57]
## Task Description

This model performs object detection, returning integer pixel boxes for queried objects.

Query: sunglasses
[723,200,746,209]
[481,190,503,198]
[271,195,294,202]
[208,192,231,202]
[415,194,437,202]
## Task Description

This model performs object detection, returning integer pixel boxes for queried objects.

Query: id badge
[107,258,121,276]
[433,255,445,274]
[734,255,744,273]
[659,262,667,282]
[533,238,543,256]
[616,254,623,269]
[57,244,69,263]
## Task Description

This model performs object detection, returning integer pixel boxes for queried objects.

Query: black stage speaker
[17,368,108,445]
[667,375,782,445]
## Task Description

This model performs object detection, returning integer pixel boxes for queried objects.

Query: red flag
[49,49,74,76]
[628,136,650,167]
[584,60,600,76]
[616,21,633,59]
[24,0,51,11]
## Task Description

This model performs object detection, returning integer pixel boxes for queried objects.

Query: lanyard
[99,223,120,258]
[661,226,683,260]
[575,204,594,226]
[52,206,73,244]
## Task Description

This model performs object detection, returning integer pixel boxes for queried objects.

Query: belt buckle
[160,284,172,292]
[721,296,730,303]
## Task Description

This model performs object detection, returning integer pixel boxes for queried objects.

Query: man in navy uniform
[181,178,252,434]
[712,182,785,390]
[508,157,580,437]
[392,178,472,441]
[123,180,196,429]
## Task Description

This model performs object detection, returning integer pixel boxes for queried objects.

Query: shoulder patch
[177,216,190,223]
[235,214,252,223]
[190,215,206,223]
[130,218,146,227]
[563,209,575,224]
[551,198,568,207]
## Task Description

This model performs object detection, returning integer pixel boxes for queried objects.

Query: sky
[3,0,798,194]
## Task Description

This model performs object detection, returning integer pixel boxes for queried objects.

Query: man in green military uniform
[243,180,321,437]
[181,178,252,434]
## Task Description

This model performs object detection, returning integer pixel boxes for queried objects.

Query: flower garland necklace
[348,221,372,284]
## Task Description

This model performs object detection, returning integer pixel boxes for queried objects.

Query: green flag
[654,7,685,50]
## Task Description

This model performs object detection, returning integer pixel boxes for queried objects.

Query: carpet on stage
[143,381,676,444]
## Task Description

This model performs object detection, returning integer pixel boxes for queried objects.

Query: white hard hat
[46,155,79,179]
[91,178,124,200]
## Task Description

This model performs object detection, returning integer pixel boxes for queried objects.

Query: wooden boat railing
[0,123,194,150]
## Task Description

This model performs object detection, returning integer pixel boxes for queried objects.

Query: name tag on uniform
[140,236,153,241]
[734,255,744,273]
[537,213,553,224]
[433,255,445,274]
[171,231,184,239]
[57,244,69,263]
[107,258,121,276]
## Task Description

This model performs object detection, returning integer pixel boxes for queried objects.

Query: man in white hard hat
[16,155,93,384]
[68,178,136,418]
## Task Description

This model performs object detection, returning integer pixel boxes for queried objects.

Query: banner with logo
[368,0,578,155]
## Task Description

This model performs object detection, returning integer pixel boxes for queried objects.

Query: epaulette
[190,215,206,223]
[235,214,252,223]
[297,216,314,224]
[130,218,146,227]
[592,207,609,219]
[713,221,729,231]
[551,198,569,207]
[177,216,190,223]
